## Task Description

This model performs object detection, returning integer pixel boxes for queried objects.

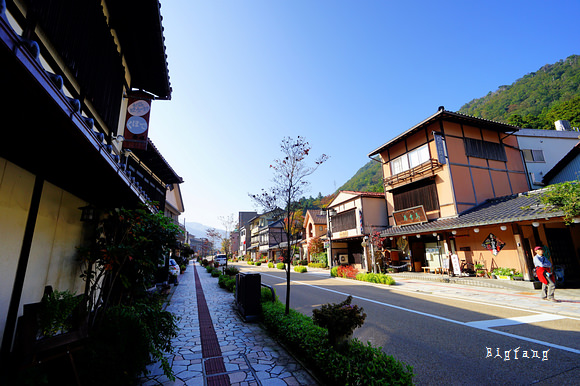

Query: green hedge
[276,263,285,270]
[294,266,307,273]
[218,275,236,292]
[308,262,327,269]
[211,269,221,277]
[261,301,414,385]
[331,267,338,277]
[268,262,274,268]
[206,266,214,274]
[355,272,396,285]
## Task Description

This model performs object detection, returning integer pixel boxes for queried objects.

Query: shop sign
[433,132,446,165]
[393,206,427,226]
[450,254,461,275]
[123,92,152,150]
[482,233,505,256]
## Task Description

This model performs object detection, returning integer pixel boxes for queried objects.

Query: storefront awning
[381,190,565,237]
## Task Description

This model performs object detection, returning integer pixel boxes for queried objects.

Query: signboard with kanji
[123,92,152,150]
[393,205,428,226]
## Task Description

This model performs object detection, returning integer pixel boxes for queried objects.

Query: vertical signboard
[123,93,152,150]
[433,132,446,165]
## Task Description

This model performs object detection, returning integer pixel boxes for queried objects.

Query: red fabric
[535,267,552,285]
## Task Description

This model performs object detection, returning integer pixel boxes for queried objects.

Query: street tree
[206,228,222,255]
[218,213,236,258]
[250,136,328,314]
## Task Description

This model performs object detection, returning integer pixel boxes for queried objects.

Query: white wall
[516,129,580,188]
[0,158,87,348]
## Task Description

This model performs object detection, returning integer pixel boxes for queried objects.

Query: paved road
[235,264,580,385]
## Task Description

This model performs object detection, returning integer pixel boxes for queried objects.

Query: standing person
[533,246,558,302]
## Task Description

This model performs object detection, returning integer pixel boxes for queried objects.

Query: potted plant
[493,267,513,280]
[512,272,524,281]
[312,295,367,348]
[475,263,485,277]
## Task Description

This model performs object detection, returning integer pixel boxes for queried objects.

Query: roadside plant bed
[294,266,307,273]
[218,275,236,292]
[261,299,414,385]
[308,262,327,269]
[276,262,286,270]
[356,272,396,285]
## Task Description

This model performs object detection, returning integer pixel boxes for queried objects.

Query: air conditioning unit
[339,254,349,265]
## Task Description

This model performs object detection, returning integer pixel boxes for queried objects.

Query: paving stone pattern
[140,262,317,385]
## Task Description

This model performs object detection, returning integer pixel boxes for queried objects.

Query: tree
[539,181,580,224]
[250,136,328,314]
[206,228,222,255]
[218,213,236,258]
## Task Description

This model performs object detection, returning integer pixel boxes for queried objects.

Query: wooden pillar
[512,223,534,281]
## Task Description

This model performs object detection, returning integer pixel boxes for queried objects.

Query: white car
[214,254,227,266]
[168,258,180,276]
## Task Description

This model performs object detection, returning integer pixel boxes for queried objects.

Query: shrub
[276,263,285,270]
[337,265,358,279]
[308,262,327,269]
[211,269,221,278]
[201,259,209,267]
[205,266,214,274]
[256,262,261,266]
[300,260,308,266]
[261,299,414,385]
[355,272,396,285]
[331,267,338,277]
[312,295,366,348]
[218,275,236,292]
[84,295,179,384]
[294,266,307,273]
[224,266,240,276]
[261,286,277,302]
[268,262,274,268]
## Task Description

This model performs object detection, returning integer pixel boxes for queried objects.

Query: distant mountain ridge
[336,54,580,194]
[185,222,226,239]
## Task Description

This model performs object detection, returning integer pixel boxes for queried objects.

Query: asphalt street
[235,263,580,385]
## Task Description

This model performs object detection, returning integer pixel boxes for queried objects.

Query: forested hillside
[333,54,580,195]
[336,160,383,193]
[458,54,580,130]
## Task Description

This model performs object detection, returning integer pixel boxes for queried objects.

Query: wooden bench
[422,267,431,273]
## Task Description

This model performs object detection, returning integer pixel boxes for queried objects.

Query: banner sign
[433,132,446,165]
[123,94,151,150]
[393,205,427,226]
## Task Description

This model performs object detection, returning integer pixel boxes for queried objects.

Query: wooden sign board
[393,206,427,226]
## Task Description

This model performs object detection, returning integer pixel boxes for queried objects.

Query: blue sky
[147,0,579,229]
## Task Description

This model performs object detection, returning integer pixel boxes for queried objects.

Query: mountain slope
[458,54,580,129]
[336,54,580,194]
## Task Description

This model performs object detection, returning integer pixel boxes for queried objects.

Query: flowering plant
[312,295,367,348]
[337,265,358,279]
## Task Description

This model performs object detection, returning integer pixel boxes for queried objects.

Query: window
[393,179,439,212]
[522,149,545,163]
[332,210,357,233]
[390,144,430,175]
[464,138,507,161]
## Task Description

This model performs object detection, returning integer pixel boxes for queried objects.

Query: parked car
[169,258,180,284]
[214,254,227,266]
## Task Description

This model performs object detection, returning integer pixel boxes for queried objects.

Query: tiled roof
[306,209,327,225]
[369,107,521,157]
[340,190,385,198]
[381,190,564,236]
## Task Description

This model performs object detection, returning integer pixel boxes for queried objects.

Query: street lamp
[325,208,337,270]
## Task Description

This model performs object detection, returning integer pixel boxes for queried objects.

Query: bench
[422,267,431,273]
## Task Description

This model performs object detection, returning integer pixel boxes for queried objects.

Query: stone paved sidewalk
[140,262,317,385]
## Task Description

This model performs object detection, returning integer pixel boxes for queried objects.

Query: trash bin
[235,272,261,322]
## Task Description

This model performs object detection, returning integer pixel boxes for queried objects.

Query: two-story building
[325,191,388,271]
[301,209,328,263]
[237,211,257,258]
[369,107,580,282]
[0,0,181,360]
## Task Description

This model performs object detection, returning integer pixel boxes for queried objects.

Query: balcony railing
[383,159,442,189]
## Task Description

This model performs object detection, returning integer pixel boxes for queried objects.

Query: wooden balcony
[383,159,443,190]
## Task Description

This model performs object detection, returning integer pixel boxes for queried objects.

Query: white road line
[259,272,580,355]
[466,314,566,329]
